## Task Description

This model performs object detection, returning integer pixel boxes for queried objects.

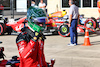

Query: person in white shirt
[68,0,79,46]
[31,0,35,6]
[38,0,46,10]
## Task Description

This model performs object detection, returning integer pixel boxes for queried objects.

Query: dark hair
[71,0,75,4]
[32,0,35,2]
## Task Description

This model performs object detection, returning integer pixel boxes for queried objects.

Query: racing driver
[16,4,48,67]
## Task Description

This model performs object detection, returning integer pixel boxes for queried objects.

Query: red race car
[0,13,96,37]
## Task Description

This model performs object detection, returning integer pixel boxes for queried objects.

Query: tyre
[6,26,13,35]
[84,18,96,29]
[58,23,70,37]
[0,23,5,35]
[91,17,98,28]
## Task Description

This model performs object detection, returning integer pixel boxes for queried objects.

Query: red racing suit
[16,27,47,67]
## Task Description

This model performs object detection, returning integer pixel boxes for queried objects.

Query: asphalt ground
[0,31,100,67]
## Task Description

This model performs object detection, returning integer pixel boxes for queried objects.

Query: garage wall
[62,8,99,19]
[79,9,99,19]
[47,0,61,13]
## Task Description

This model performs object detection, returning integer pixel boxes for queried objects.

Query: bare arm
[77,14,80,24]
[68,14,72,27]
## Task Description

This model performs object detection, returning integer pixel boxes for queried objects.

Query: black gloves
[21,27,40,42]
[21,27,34,37]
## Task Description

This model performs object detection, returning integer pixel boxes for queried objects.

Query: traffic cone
[82,28,91,46]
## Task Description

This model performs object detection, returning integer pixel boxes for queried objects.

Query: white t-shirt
[31,4,35,6]
[38,3,46,10]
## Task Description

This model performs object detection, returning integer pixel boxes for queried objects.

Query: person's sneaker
[74,43,77,45]
[67,43,76,46]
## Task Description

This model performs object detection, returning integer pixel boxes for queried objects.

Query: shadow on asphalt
[78,41,100,46]
[91,41,100,45]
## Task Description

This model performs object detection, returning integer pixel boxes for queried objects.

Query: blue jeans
[70,19,78,44]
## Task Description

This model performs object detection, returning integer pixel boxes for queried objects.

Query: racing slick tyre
[0,23,5,35]
[91,17,98,28]
[58,23,70,37]
[84,18,96,29]
[97,17,100,28]
[6,26,13,35]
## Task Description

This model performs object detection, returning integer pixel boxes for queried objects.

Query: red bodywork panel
[46,18,64,28]
[6,17,27,32]
[0,60,8,67]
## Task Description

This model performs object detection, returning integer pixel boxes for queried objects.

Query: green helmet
[27,6,47,32]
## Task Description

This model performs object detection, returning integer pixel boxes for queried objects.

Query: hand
[68,24,71,27]
[32,31,40,42]
[21,27,34,37]
[39,32,46,41]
